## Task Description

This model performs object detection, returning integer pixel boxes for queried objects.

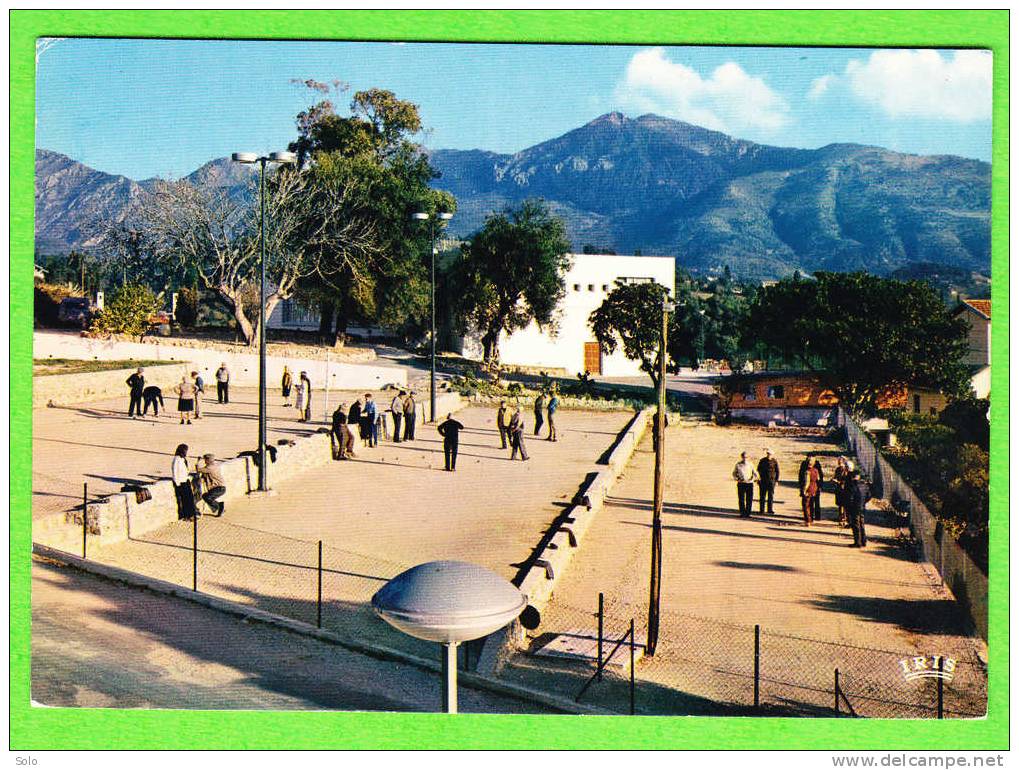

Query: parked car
[57,296,95,327]
[148,310,173,327]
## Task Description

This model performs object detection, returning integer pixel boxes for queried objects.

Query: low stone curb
[32,543,614,717]
[476,407,654,676]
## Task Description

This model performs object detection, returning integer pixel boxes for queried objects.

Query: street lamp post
[411,210,452,423]
[646,295,675,656]
[231,150,296,492]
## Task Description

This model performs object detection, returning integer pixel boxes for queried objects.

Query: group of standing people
[732,448,872,547]
[331,391,417,456]
[531,391,560,442]
[126,367,208,424]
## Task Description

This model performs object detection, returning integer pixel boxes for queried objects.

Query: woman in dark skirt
[174,376,196,425]
[171,443,198,520]
[281,365,293,407]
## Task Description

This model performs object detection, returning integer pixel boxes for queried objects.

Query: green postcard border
[9,9,1009,750]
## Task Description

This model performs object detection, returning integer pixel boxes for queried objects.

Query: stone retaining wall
[477,407,654,675]
[35,331,404,392]
[34,391,466,555]
[33,363,192,408]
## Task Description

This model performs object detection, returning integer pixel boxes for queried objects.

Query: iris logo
[898,655,956,681]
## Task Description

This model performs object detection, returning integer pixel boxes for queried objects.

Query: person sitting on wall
[196,453,226,516]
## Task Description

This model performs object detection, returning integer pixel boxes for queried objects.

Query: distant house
[715,372,839,427]
[954,299,991,368]
[455,253,676,377]
[954,299,991,401]
[886,299,992,415]
[267,298,318,331]
[267,299,390,341]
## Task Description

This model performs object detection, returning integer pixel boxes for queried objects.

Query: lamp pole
[232,150,296,492]
[412,211,452,422]
[647,295,674,656]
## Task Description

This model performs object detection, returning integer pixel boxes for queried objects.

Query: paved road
[31,557,554,713]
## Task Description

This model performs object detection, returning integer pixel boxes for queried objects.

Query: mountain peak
[588,111,628,126]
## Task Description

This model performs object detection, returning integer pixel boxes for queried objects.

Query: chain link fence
[837,408,988,639]
[511,593,987,718]
[82,515,442,663]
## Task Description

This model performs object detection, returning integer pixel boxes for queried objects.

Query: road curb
[32,542,615,716]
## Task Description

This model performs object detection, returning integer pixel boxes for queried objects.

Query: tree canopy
[589,281,672,390]
[746,271,971,413]
[449,199,571,364]
[287,82,453,343]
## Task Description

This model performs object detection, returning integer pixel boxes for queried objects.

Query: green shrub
[89,284,160,338]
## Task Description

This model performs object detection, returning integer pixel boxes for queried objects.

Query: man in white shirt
[731,451,759,518]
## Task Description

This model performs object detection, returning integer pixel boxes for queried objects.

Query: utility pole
[647,295,674,656]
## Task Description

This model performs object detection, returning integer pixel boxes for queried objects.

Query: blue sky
[35,38,992,180]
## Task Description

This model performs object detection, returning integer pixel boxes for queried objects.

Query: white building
[268,298,319,331]
[458,253,676,377]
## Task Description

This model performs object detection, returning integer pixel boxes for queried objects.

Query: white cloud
[807,74,836,101]
[843,49,991,122]
[614,48,790,134]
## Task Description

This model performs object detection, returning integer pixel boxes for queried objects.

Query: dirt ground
[506,420,987,717]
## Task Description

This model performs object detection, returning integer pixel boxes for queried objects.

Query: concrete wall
[33,391,465,554]
[477,407,653,675]
[728,407,834,427]
[457,254,675,377]
[33,363,192,408]
[34,331,405,392]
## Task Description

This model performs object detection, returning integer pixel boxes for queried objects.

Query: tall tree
[450,199,571,363]
[746,271,970,414]
[288,82,452,343]
[134,166,375,346]
[589,281,673,390]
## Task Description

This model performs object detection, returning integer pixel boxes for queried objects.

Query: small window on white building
[588,284,595,292]
[573,283,581,292]
[602,284,609,292]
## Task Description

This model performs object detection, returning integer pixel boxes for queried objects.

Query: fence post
[937,657,944,719]
[82,482,88,560]
[597,592,604,681]
[629,618,635,716]
[317,540,323,629]
[834,669,840,716]
[754,624,761,710]
[192,512,198,592]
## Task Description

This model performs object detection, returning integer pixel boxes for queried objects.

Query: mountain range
[34,112,991,281]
